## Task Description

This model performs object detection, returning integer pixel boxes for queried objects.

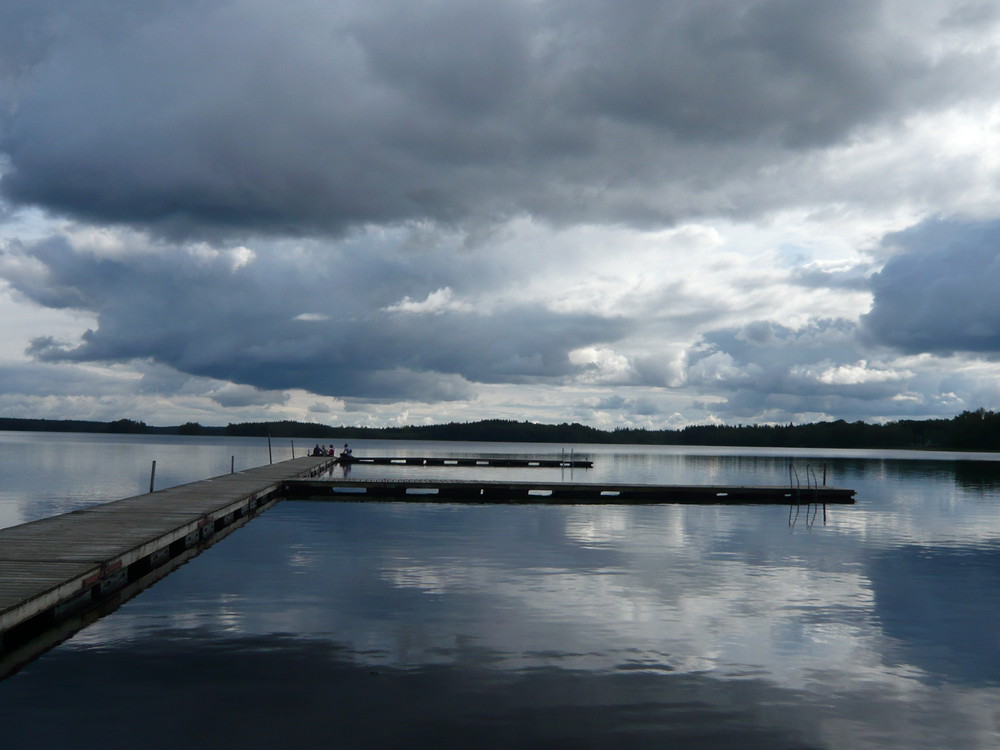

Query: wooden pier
[285,478,856,504]
[0,455,335,674]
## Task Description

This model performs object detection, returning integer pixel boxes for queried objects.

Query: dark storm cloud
[0,234,628,402]
[863,219,1000,355]
[0,0,989,237]
[552,0,942,147]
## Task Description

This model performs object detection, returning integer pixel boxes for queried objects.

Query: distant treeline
[2,409,1000,450]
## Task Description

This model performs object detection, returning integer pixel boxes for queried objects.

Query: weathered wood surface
[0,456,334,641]
[285,478,856,504]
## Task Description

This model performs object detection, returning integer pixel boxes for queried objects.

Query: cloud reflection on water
[27,497,999,748]
[4,630,834,750]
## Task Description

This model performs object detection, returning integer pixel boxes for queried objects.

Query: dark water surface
[1,432,999,748]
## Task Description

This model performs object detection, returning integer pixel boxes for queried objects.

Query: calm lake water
[2,431,999,748]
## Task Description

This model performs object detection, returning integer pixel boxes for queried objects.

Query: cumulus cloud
[382,287,470,315]
[792,360,911,387]
[293,313,332,323]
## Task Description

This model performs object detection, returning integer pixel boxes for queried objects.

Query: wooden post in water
[149,460,156,493]
[291,440,295,459]
[231,455,235,474]
[267,434,273,464]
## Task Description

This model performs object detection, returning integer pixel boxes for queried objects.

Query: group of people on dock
[311,443,352,458]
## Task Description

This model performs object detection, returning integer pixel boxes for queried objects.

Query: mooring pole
[822,464,827,486]
[149,460,157,493]
[267,434,273,464]
[291,440,295,459]
[231,455,235,474]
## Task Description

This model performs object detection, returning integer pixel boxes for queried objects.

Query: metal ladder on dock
[788,463,826,528]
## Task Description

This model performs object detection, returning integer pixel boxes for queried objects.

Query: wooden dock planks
[0,456,335,651]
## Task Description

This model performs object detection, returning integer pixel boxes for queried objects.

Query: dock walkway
[0,456,334,662]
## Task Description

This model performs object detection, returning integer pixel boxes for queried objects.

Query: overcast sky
[3,0,1000,429]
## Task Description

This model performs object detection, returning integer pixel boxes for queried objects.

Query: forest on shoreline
[2,409,1000,451]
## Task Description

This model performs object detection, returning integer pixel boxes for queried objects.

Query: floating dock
[0,455,335,674]
[285,478,856,504]
[336,456,593,468]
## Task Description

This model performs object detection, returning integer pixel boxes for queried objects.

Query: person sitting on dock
[312,444,323,457]
[340,443,353,458]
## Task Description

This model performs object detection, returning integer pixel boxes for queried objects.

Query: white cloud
[795,361,912,386]
[382,287,471,315]
[293,313,331,322]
